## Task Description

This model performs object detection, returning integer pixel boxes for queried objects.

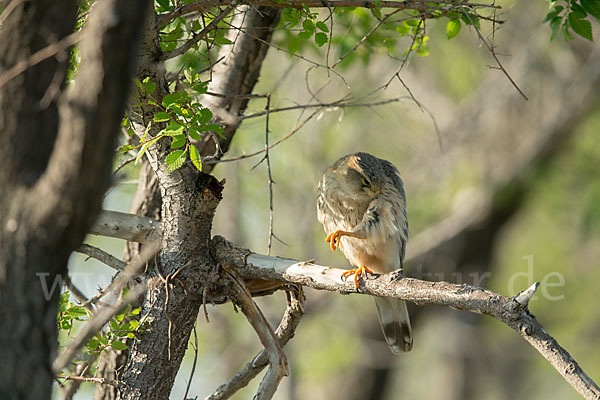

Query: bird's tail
[374,296,413,354]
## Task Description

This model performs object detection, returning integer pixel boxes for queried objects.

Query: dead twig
[76,244,126,271]
[460,7,527,100]
[205,286,305,400]
[221,263,289,400]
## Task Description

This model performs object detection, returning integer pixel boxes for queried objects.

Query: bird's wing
[380,160,409,265]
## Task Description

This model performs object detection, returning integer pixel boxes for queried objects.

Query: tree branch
[158,0,500,26]
[89,210,162,243]
[76,244,126,271]
[210,236,600,400]
[222,264,289,400]
[206,287,304,400]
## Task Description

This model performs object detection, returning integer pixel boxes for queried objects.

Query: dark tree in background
[0,1,149,398]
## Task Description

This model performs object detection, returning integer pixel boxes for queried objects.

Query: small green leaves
[446,19,461,40]
[581,0,600,20]
[162,121,185,136]
[190,144,202,171]
[298,19,314,40]
[315,32,328,47]
[568,11,593,41]
[316,21,329,32]
[165,149,187,172]
[135,77,156,96]
[171,135,187,149]
[110,341,128,351]
[154,111,170,122]
[545,1,597,41]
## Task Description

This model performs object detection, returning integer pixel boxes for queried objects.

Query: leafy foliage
[544,0,599,41]
[57,290,143,372]
[122,74,224,172]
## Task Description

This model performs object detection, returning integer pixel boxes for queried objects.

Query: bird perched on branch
[317,152,412,354]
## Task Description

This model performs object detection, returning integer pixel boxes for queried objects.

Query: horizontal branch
[89,210,161,243]
[211,236,600,400]
[76,244,126,271]
[158,0,500,26]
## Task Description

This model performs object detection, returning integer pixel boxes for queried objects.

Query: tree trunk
[116,6,282,399]
[0,1,150,398]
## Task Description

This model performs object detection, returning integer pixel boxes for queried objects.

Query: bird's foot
[341,265,374,289]
[325,230,353,252]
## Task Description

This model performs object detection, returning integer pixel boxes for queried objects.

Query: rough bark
[0,1,150,399]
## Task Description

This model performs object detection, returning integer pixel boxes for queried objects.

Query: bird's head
[334,152,385,199]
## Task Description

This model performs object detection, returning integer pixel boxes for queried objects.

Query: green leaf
[184,69,194,84]
[61,319,73,330]
[189,126,203,141]
[315,32,328,47]
[163,121,185,136]
[154,112,170,122]
[549,16,562,40]
[67,306,88,318]
[192,82,208,94]
[570,2,588,17]
[214,36,233,45]
[171,134,187,149]
[544,5,564,22]
[87,339,99,350]
[302,19,315,35]
[110,341,128,351]
[199,108,213,124]
[142,77,156,95]
[134,78,144,91]
[316,21,329,32]
[298,30,312,40]
[582,0,600,20]
[190,144,202,171]
[155,0,171,12]
[129,320,140,329]
[165,149,187,172]
[135,134,163,164]
[396,22,412,36]
[162,92,189,109]
[446,19,461,39]
[569,12,593,41]
[205,123,223,133]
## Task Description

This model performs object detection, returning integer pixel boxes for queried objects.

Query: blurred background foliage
[66,0,600,398]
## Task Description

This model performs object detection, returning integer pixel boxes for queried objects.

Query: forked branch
[221,264,290,400]
[206,286,305,400]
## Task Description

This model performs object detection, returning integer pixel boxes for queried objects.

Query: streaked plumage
[317,152,412,354]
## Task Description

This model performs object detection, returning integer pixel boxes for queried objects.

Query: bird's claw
[325,230,344,252]
[341,265,375,290]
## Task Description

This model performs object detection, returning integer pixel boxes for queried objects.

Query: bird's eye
[361,177,370,187]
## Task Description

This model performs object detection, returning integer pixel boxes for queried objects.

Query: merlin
[317,152,412,354]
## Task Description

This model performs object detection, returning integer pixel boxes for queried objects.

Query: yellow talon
[325,230,356,252]
[341,266,374,289]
